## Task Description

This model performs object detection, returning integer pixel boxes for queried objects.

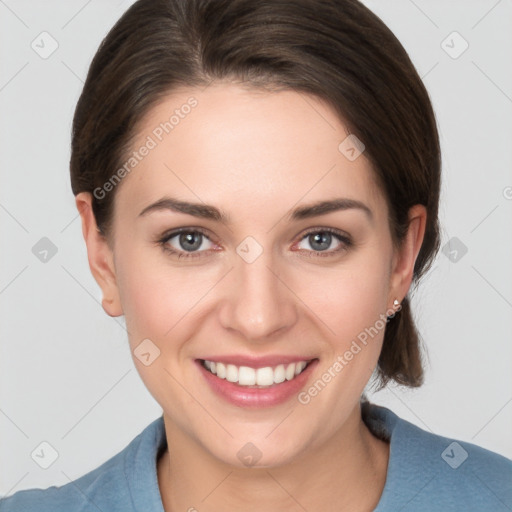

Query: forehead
[114,82,385,221]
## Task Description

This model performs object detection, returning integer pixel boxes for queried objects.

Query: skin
[76,82,426,512]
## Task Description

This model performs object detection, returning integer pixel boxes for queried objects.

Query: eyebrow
[138,196,373,223]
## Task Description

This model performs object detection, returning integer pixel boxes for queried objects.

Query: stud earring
[387,298,401,321]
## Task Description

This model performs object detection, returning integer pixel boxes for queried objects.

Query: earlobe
[388,204,427,307]
[75,192,123,317]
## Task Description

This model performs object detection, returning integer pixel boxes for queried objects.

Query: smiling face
[77,82,424,468]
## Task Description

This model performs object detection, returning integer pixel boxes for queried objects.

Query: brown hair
[70,0,441,389]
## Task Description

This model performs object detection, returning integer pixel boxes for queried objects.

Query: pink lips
[196,357,318,408]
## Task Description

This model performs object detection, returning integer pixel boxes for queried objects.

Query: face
[79,82,423,468]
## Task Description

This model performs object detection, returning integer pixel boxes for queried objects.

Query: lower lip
[196,359,318,408]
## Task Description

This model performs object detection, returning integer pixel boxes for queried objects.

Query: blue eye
[157,227,352,259]
[159,229,215,258]
[295,228,352,255]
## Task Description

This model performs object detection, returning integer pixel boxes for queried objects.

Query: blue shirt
[1,402,511,511]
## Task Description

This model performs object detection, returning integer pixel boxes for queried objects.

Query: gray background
[1,0,511,496]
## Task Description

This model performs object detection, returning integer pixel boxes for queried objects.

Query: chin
[205,432,309,470]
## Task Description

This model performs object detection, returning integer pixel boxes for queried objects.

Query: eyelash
[156,227,353,260]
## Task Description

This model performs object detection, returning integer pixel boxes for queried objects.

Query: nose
[218,247,298,341]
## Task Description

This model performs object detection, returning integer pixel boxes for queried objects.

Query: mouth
[199,359,313,387]
[196,357,319,408]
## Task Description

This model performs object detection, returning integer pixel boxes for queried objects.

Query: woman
[1,0,511,510]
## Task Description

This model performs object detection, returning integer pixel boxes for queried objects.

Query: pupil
[310,232,331,251]
[180,232,202,251]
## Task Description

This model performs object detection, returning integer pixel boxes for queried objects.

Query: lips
[195,356,319,408]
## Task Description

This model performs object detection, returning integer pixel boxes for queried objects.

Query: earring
[386,298,401,321]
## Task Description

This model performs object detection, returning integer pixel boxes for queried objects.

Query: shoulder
[0,416,165,512]
[0,452,125,512]
[0,445,132,512]
[364,402,512,512]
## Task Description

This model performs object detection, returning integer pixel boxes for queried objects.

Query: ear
[387,204,427,307]
[75,192,123,317]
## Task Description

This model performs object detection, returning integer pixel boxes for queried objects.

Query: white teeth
[202,359,311,386]
[256,367,274,386]
[216,362,226,378]
[226,364,238,383]
[238,366,256,385]
[274,364,286,384]
[295,361,307,375]
[285,363,295,381]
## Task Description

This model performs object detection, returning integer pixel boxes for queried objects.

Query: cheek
[114,242,175,340]
[115,245,219,345]
[292,253,391,401]
[298,254,390,344]
[114,249,202,403]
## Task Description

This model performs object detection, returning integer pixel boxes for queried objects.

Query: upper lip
[197,355,316,369]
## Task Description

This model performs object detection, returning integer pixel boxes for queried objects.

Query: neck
[157,403,389,512]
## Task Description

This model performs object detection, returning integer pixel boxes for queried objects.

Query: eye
[157,226,352,260]
[295,228,352,256]
[158,228,217,258]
